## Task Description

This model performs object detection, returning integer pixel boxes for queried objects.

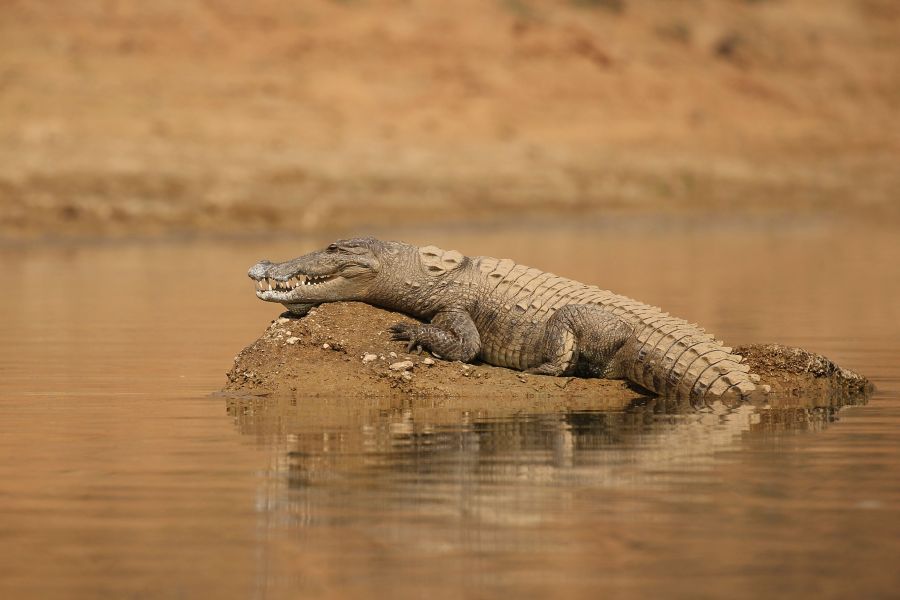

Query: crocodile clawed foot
[389,323,415,341]
[390,323,425,354]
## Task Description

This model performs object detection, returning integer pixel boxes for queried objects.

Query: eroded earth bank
[223,302,871,408]
[3,1,900,240]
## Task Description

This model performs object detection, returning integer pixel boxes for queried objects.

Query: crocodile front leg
[389,309,481,362]
[527,304,633,377]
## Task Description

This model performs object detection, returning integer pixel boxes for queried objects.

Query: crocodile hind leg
[389,308,481,362]
[526,305,634,377]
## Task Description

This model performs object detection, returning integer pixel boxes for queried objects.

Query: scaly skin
[248,238,768,404]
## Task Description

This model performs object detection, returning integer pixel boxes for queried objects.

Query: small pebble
[389,352,397,358]
[286,337,300,345]
[322,343,331,350]
[401,371,413,381]
[276,317,290,325]
[422,357,435,366]
[362,353,378,363]
[389,360,414,371]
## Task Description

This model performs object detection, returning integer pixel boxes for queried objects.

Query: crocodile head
[248,237,392,315]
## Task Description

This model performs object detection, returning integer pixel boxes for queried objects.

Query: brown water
[1,218,898,599]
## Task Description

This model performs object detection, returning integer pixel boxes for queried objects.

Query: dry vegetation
[1,0,898,239]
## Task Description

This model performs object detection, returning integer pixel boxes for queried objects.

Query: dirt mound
[223,302,871,406]
[224,302,647,407]
[734,343,872,399]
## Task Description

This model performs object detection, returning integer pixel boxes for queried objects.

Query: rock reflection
[226,392,867,533]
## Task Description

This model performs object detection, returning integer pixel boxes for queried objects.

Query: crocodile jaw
[254,272,346,303]
[255,273,347,302]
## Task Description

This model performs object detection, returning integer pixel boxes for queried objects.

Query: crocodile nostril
[247,261,272,279]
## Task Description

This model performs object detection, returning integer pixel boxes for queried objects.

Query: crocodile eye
[327,243,339,252]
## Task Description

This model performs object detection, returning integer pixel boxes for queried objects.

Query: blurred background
[1,0,898,240]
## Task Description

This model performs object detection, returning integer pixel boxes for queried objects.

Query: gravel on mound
[224,302,871,405]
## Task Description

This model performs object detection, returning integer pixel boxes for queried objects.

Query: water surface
[1,219,898,599]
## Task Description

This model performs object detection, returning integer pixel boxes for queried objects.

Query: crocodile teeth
[287,273,333,287]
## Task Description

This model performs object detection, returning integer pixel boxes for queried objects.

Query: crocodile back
[470,256,763,403]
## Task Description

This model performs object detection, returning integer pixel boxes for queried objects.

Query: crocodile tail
[610,307,767,405]
[584,291,768,404]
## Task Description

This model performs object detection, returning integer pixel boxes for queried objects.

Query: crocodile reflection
[227,394,866,506]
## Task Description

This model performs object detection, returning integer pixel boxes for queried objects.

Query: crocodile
[248,237,768,404]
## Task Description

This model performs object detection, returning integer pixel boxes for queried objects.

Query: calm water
[1,219,898,599]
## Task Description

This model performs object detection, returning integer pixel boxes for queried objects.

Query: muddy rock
[734,343,872,399]
[223,302,871,405]
[389,360,415,372]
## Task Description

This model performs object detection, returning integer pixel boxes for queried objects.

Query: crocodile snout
[247,260,273,280]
